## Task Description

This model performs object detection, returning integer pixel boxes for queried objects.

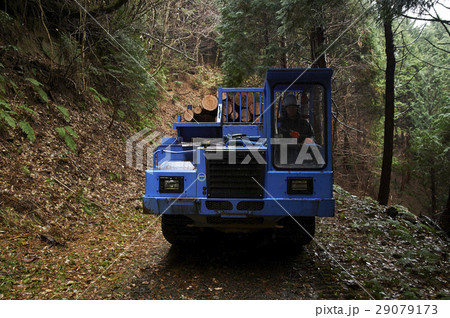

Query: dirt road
[106,220,364,300]
[91,192,449,300]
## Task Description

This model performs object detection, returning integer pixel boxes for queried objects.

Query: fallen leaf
[23,256,36,263]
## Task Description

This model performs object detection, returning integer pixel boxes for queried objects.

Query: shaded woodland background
[0,0,448,222]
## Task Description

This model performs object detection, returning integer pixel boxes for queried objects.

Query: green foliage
[109,171,122,182]
[74,189,97,217]
[218,0,284,85]
[1,99,36,142]
[56,126,78,152]
[0,99,15,128]
[22,166,30,175]
[117,109,125,119]
[82,205,95,216]
[395,22,450,212]
[16,104,36,116]
[55,105,70,122]
[0,74,6,95]
[0,110,15,128]
[375,0,434,22]
[90,25,157,118]
[18,121,35,142]
[0,62,5,95]
[153,66,169,87]
[25,78,48,103]
[88,87,111,105]
[364,278,385,300]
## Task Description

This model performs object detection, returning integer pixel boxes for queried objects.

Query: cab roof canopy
[265,68,333,87]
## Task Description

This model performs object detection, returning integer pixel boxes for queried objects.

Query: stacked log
[182,94,218,122]
[249,102,262,123]
[202,95,218,111]
[181,92,263,123]
[193,105,202,114]
[183,109,194,122]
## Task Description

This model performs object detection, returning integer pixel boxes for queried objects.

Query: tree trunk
[378,19,396,206]
[447,186,450,214]
[430,167,437,214]
[439,186,450,236]
[280,36,288,68]
[310,26,327,68]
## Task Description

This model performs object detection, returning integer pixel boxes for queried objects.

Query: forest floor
[1,52,449,300]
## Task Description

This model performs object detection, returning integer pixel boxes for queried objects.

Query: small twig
[331,99,363,134]
[142,32,196,62]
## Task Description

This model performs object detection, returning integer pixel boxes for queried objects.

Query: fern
[0,99,11,109]
[25,77,41,87]
[55,127,65,138]
[18,121,35,142]
[55,105,70,122]
[26,78,49,103]
[88,86,112,105]
[9,80,18,93]
[117,109,125,119]
[0,74,6,95]
[0,109,15,128]
[64,126,78,139]
[64,134,76,152]
[16,104,36,116]
[56,126,78,152]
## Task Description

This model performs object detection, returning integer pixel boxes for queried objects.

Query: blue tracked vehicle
[143,68,334,245]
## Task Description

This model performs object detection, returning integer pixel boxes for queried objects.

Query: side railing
[217,87,264,124]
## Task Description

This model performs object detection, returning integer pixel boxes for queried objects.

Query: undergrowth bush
[1,2,159,128]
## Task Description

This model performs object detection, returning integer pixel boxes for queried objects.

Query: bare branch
[396,25,425,49]
[401,14,450,23]
[331,99,363,134]
[403,45,450,70]
[142,32,196,62]
[424,37,450,53]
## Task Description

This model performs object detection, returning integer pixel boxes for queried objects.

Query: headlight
[159,176,184,193]
[287,177,313,194]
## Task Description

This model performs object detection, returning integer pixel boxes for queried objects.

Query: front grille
[205,200,233,210]
[206,150,265,198]
[206,216,264,225]
[237,201,264,211]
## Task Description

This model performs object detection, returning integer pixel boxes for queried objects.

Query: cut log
[193,105,203,114]
[252,102,262,122]
[245,92,254,107]
[183,109,194,122]
[232,92,254,108]
[234,93,243,107]
[240,107,252,122]
[249,102,262,115]
[217,91,228,101]
[229,92,242,106]
[223,112,239,122]
[202,95,218,111]
[222,101,234,114]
